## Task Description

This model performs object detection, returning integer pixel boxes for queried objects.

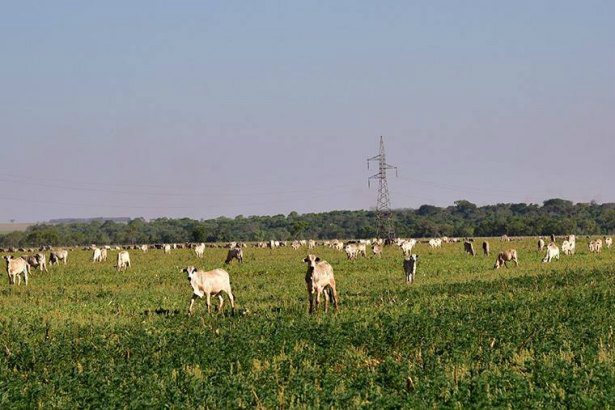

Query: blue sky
[1,1,613,222]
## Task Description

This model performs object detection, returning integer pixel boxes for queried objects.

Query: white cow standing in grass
[194,243,205,258]
[303,255,338,314]
[116,251,131,272]
[184,266,235,315]
[542,243,560,263]
[400,239,416,257]
[92,248,103,263]
[4,256,30,285]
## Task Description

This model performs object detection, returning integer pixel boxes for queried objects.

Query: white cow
[303,255,338,314]
[542,243,560,263]
[116,251,131,272]
[163,244,171,254]
[194,243,206,258]
[92,248,103,263]
[4,256,30,285]
[49,249,68,266]
[561,240,575,256]
[184,266,235,315]
[605,237,613,249]
[400,239,416,256]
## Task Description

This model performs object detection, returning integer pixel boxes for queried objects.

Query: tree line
[2,199,614,247]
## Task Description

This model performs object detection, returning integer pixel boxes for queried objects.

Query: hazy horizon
[1,1,613,223]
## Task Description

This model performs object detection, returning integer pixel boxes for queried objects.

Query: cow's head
[182,266,197,280]
[303,255,320,269]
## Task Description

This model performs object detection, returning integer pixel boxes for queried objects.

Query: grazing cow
[184,266,235,315]
[501,235,510,242]
[23,253,48,273]
[561,240,575,256]
[92,248,103,263]
[291,241,301,250]
[605,237,613,249]
[482,241,490,257]
[194,243,206,258]
[163,244,171,254]
[140,245,148,253]
[372,244,383,258]
[494,250,519,269]
[4,256,29,285]
[116,251,131,272]
[49,249,68,266]
[542,243,560,263]
[225,247,243,264]
[400,239,416,256]
[464,241,476,257]
[428,238,442,249]
[538,239,545,251]
[100,248,108,262]
[403,254,418,284]
[303,255,338,314]
[308,240,316,249]
[345,243,366,260]
[332,241,344,251]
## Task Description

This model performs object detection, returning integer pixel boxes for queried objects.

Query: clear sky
[1,1,613,222]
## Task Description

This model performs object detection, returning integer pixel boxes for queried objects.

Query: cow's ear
[303,258,309,263]
[415,255,419,259]
[315,257,321,262]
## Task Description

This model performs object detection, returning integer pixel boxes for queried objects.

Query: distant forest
[1,199,614,247]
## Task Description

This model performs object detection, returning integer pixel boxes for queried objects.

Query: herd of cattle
[2,234,613,314]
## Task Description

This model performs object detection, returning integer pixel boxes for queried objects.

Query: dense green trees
[2,199,614,247]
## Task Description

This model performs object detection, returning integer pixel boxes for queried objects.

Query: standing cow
[403,254,418,284]
[303,255,338,314]
[482,241,490,257]
[464,241,476,257]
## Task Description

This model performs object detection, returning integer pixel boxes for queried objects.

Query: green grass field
[1,239,614,408]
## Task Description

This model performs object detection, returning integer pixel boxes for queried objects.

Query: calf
[494,249,519,269]
[184,266,235,314]
[116,251,131,272]
[542,243,560,263]
[605,237,613,249]
[303,255,338,314]
[225,247,243,264]
[4,256,29,285]
[403,254,418,284]
[464,241,476,257]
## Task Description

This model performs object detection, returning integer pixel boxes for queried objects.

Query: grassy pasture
[1,238,614,409]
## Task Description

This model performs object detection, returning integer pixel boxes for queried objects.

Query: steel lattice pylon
[368,136,398,240]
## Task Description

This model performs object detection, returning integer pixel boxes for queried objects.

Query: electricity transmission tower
[367,136,398,240]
